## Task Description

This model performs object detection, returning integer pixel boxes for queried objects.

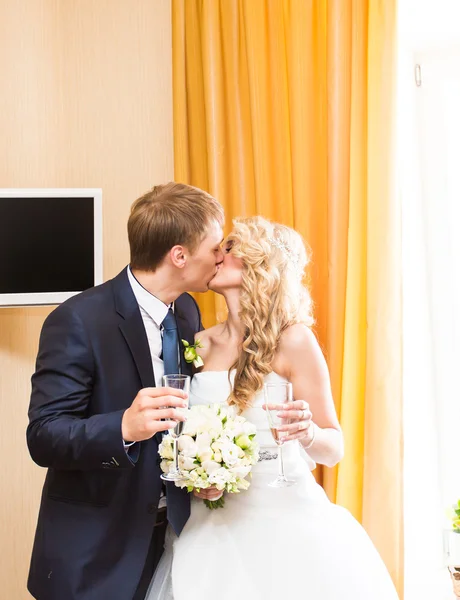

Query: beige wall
[0,1,173,597]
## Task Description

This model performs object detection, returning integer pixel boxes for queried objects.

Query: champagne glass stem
[278,444,285,480]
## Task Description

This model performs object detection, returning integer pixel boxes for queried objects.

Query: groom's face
[183,220,224,293]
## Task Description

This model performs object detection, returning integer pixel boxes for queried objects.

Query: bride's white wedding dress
[147,371,399,600]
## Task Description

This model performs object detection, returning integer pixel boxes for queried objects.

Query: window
[398,3,460,598]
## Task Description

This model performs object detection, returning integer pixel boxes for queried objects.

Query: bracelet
[303,423,317,449]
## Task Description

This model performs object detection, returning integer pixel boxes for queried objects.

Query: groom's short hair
[128,182,224,271]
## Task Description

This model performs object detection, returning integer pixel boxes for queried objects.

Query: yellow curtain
[173,0,402,594]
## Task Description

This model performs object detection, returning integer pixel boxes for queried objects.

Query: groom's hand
[121,387,188,443]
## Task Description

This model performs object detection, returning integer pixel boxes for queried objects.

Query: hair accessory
[267,230,303,276]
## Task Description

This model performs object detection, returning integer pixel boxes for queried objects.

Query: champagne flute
[264,381,296,488]
[160,374,190,482]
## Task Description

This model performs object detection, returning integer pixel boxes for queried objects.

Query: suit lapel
[112,268,155,389]
[119,316,155,388]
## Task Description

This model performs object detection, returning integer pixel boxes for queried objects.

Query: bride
[148,216,399,599]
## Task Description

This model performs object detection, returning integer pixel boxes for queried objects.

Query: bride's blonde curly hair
[227,216,314,412]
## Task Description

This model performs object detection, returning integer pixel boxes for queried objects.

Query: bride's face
[208,239,243,293]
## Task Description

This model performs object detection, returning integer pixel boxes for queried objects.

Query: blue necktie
[161,307,189,534]
[161,308,179,375]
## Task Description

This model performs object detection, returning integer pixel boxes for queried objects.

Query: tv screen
[0,189,102,306]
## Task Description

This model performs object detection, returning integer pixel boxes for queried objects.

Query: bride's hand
[264,400,314,443]
[193,486,223,501]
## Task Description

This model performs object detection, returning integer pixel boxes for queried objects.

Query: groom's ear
[170,245,187,269]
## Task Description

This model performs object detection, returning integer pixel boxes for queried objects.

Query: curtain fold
[172,1,402,594]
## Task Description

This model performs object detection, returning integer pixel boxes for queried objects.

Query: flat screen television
[0,188,103,306]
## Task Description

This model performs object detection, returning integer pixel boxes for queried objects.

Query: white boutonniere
[182,339,204,368]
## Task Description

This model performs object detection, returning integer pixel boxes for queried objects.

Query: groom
[26,183,224,600]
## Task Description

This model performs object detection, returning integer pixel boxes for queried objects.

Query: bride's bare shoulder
[279,323,318,350]
[272,323,322,377]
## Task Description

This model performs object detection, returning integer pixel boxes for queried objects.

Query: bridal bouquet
[158,404,259,509]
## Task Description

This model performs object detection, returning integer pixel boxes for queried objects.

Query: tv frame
[0,188,103,307]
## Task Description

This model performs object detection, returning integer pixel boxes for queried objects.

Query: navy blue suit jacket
[27,268,201,600]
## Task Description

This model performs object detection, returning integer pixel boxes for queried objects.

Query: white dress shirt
[127,266,169,386]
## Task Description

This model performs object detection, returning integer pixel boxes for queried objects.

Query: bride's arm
[274,324,344,468]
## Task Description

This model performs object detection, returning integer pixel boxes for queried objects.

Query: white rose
[178,435,197,457]
[224,419,245,439]
[218,439,232,452]
[197,449,213,463]
[195,432,213,450]
[198,407,225,433]
[221,443,242,467]
[160,459,173,473]
[208,428,222,440]
[182,412,204,437]
[201,460,222,476]
[159,438,174,460]
[178,455,196,471]
[192,409,215,434]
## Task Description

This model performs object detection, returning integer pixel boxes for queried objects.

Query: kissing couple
[27,183,399,600]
